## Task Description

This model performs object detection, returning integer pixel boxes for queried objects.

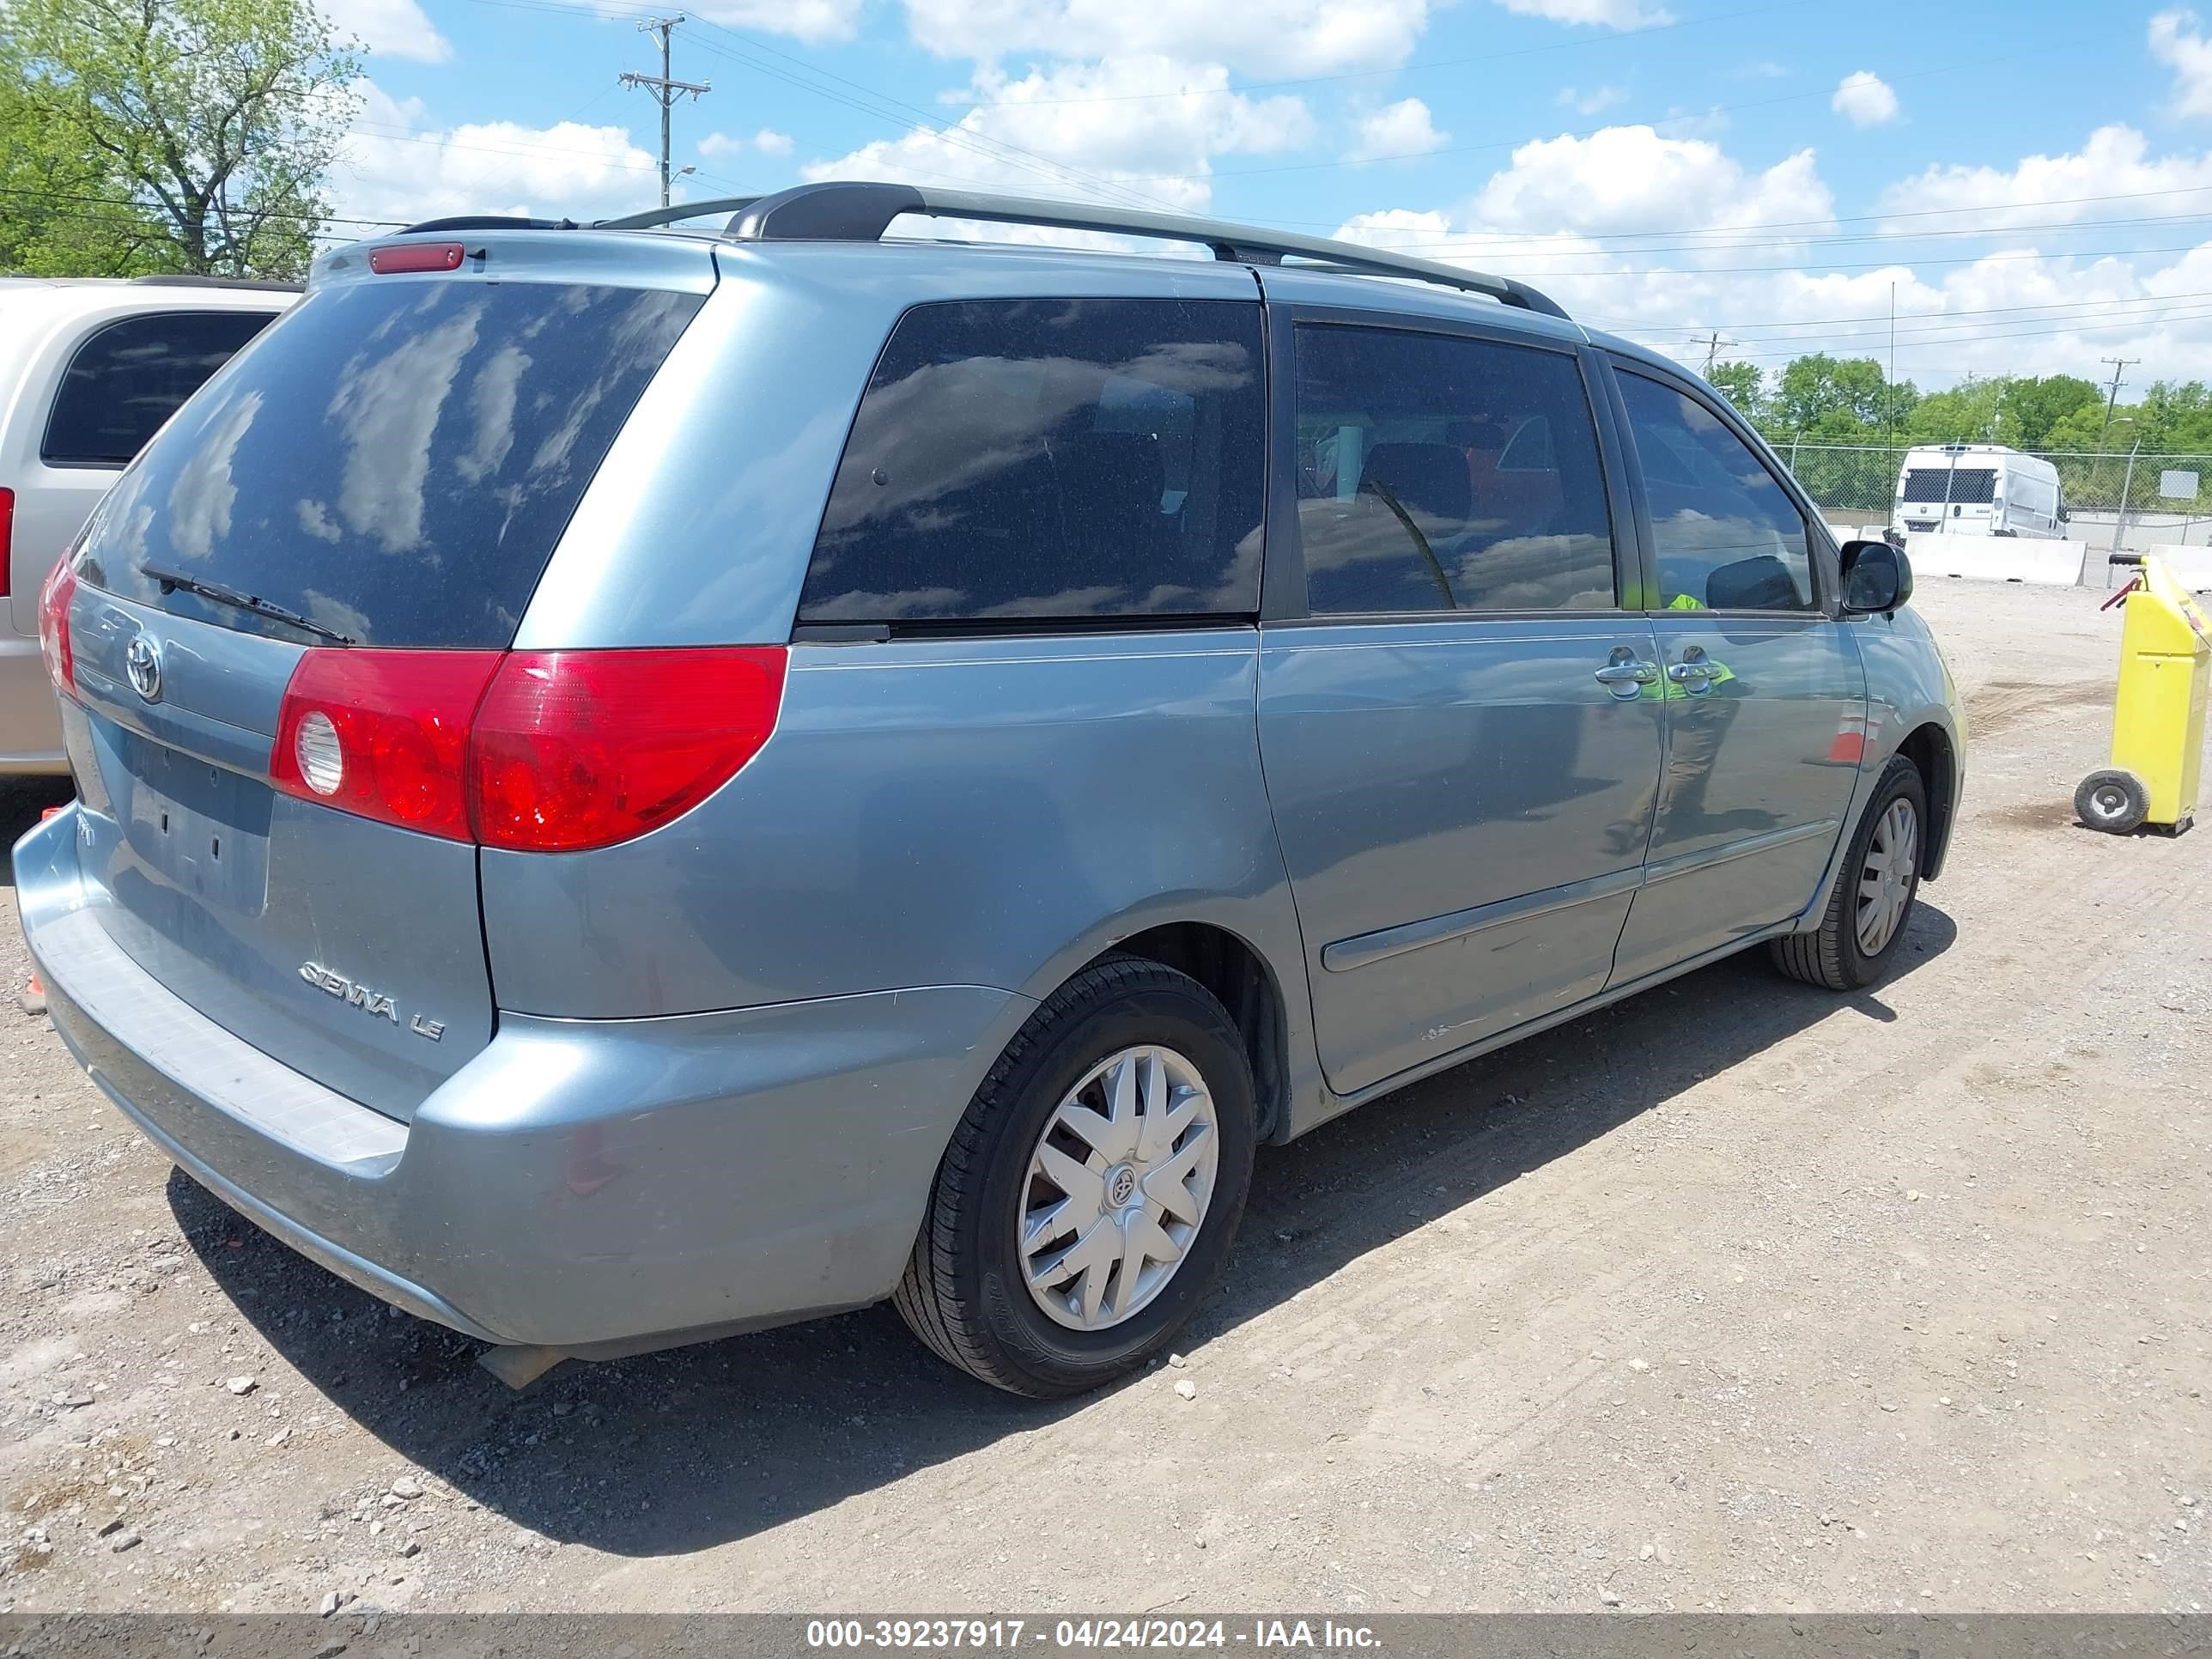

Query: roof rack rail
[396,215,578,234]
[594,197,759,230]
[720,181,1569,319]
[130,274,303,293]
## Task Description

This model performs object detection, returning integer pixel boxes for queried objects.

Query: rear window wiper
[138,562,356,646]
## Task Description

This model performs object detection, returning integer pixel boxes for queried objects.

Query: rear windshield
[799,298,1267,626]
[76,278,702,648]
[1900,466,1996,505]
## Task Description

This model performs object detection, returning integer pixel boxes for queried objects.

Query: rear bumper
[15,806,1033,1350]
[0,633,66,775]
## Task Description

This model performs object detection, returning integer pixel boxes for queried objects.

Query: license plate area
[118,729,273,916]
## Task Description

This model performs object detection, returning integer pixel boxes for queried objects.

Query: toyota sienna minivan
[16,183,1964,1397]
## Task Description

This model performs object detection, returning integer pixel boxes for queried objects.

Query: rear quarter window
[799,297,1267,626]
[42,310,278,469]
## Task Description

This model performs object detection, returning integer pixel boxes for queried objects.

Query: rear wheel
[1770,754,1927,991]
[892,957,1256,1398]
[2075,769,2150,835]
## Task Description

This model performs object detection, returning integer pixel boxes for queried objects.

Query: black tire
[2074,769,2150,835]
[892,957,1256,1398]
[1770,753,1929,991]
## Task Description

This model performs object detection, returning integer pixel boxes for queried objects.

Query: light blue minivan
[16,183,1963,1396]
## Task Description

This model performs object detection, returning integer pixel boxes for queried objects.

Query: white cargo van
[1893,443,2067,538]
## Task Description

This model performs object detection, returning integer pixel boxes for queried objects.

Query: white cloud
[1492,0,1674,28]
[896,0,1432,77]
[1334,123,2212,386]
[1470,125,1832,240]
[511,0,862,44]
[1558,85,1627,116]
[1348,99,1447,162]
[322,0,452,62]
[804,56,1313,216]
[1877,125,2212,228]
[699,128,797,159]
[2151,9,2212,118]
[332,81,662,228]
[1741,59,1788,80]
[689,0,864,42]
[1831,70,1898,128]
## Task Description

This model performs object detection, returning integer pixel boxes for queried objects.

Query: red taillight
[469,648,787,852]
[369,242,465,274]
[1,488,14,599]
[270,649,502,841]
[268,646,787,852]
[37,558,76,695]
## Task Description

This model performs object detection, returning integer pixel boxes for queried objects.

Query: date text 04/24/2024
[803,1620,1382,1650]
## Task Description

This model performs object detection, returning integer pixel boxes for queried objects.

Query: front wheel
[1771,754,1928,990]
[893,957,1256,1398]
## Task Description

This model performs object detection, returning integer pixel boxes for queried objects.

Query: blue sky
[325,0,2212,393]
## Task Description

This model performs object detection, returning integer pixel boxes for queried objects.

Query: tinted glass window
[42,310,276,468]
[1292,325,1616,615]
[1900,466,1995,505]
[76,280,702,648]
[799,299,1266,624]
[1618,370,1815,611]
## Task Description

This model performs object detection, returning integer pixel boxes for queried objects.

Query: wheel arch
[1066,920,1294,1144]
[1893,720,1957,880]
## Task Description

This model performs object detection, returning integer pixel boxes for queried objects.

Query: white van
[0,276,293,773]
[1893,443,2067,538]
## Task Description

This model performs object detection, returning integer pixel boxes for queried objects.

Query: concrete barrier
[1906,532,2088,587]
[2141,544,2212,592]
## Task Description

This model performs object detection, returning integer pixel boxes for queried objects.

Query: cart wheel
[2075,769,2151,835]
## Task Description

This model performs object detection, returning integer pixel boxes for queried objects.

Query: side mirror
[1841,538,1912,614]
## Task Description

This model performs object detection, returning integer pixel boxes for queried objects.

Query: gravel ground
[0,577,2206,1619]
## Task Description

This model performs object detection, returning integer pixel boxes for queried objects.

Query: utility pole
[2099,356,2139,446]
[1887,281,1898,469]
[1701,331,1735,376]
[620,15,708,209]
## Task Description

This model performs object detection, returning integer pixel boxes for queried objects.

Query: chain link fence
[1772,441,2212,524]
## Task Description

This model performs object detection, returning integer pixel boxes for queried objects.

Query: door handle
[1594,659,1659,692]
[1668,647,1717,693]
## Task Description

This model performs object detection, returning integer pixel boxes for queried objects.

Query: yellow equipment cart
[2076,553,2212,835]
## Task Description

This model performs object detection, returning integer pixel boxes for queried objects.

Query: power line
[1100,34,2089,183]
[0,184,404,229]
[1511,241,2212,279]
[442,0,1184,213]
[1635,304,2212,363]
[1593,287,2212,336]
[618,15,709,210]
[1334,207,2212,262]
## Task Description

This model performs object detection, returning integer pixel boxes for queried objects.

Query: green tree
[1994,374,2101,450]
[2,0,360,280]
[1907,377,2004,445]
[0,66,169,274]
[1707,360,1765,419]
[1769,353,1915,440]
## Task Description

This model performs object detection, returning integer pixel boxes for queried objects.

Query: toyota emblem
[125,635,163,703]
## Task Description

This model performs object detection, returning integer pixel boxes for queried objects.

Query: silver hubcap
[2093,786,2128,818]
[1856,798,1918,957]
[1018,1044,1219,1333]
